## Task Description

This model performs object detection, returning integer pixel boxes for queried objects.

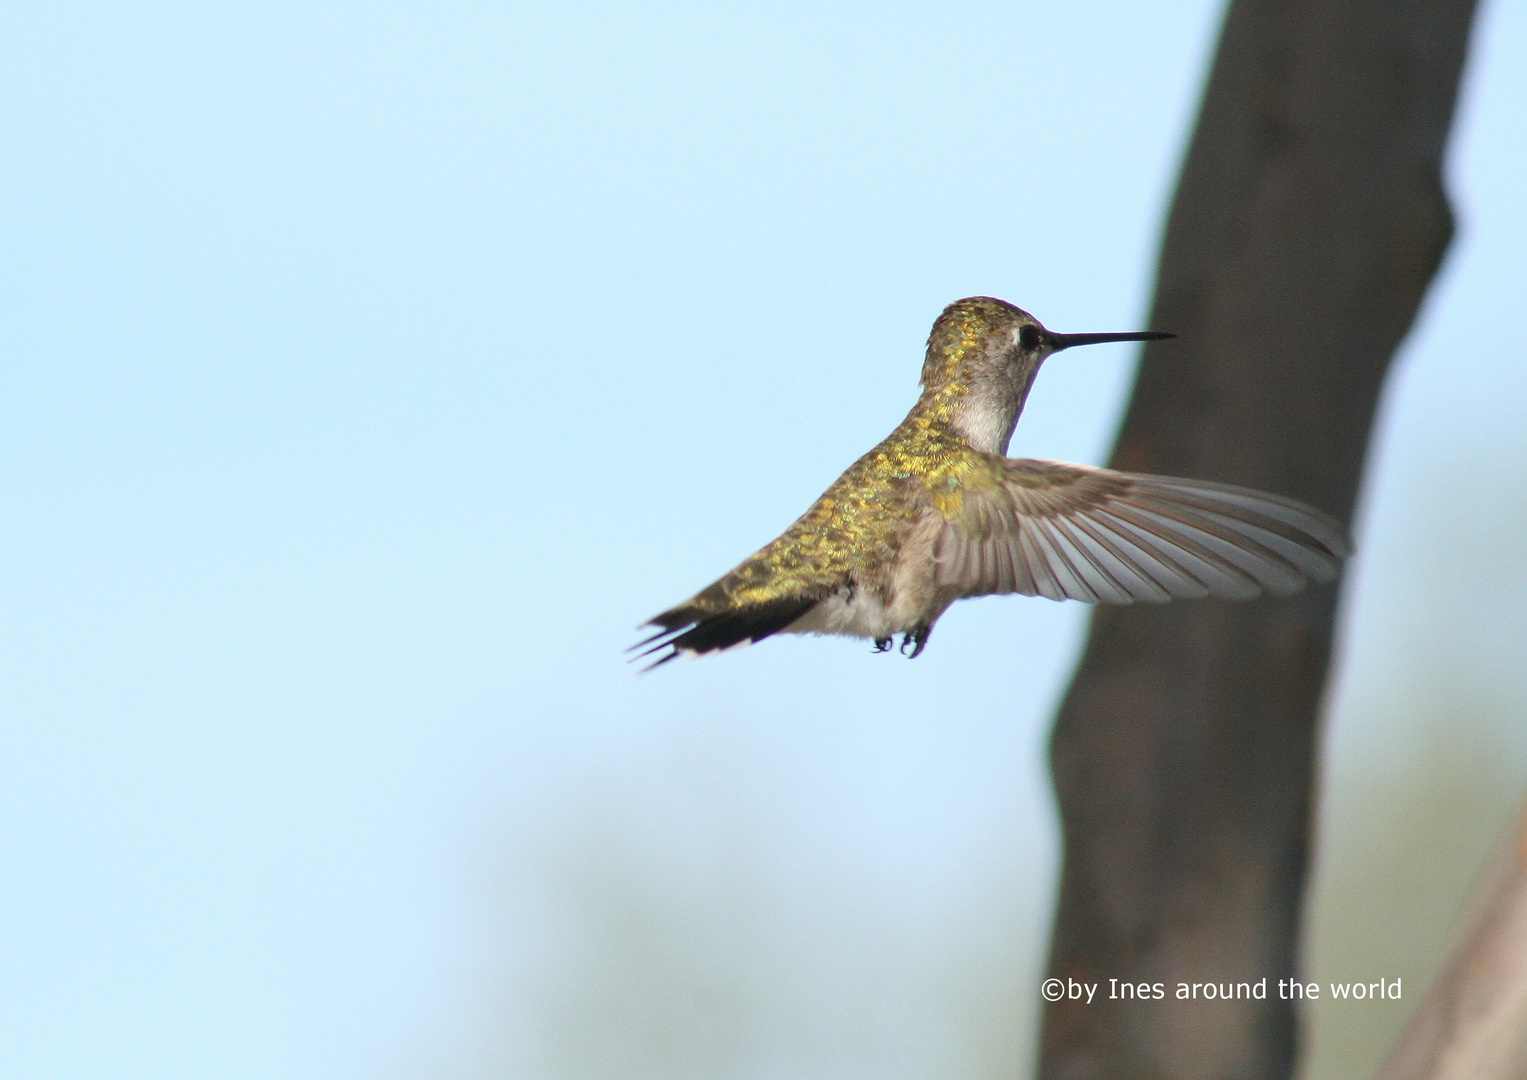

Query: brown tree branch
[1375,797,1527,1080]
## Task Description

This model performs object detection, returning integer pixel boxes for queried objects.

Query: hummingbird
[633,297,1349,670]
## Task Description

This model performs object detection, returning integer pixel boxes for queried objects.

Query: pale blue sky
[2,3,1524,1078]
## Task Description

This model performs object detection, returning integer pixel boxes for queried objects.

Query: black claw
[872,637,892,653]
[900,626,931,658]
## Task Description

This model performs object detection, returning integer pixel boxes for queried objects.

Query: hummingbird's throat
[949,390,1023,454]
[944,360,1038,454]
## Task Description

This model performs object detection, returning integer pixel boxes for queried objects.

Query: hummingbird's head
[920,297,1171,454]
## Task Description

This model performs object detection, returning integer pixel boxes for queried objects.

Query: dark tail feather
[629,596,818,672]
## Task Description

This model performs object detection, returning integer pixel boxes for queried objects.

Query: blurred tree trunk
[1038,1,1479,1078]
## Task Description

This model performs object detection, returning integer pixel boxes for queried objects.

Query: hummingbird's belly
[780,513,944,640]
[781,583,895,640]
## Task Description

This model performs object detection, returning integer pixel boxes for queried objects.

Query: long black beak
[1049,330,1174,351]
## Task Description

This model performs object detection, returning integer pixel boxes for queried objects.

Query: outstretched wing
[934,459,1350,604]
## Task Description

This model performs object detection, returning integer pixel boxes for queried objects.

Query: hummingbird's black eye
[1019,325,1042,351]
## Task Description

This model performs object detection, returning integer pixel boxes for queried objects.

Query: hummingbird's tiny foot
[900,627,930,658]
[872,637,892,653]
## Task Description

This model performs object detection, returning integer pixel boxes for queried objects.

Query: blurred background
[1,2,1523,1078]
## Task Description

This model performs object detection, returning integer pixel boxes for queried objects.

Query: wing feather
[1009,529,1040,596]
[995,533,1017,594]
[1017,518,1066,600]
[1047,518,1134,604]
[1128,493,1326,578]
[1058,516,1166,602]
[1067,513,1189,601]
[1143,477,1351,557]
[1100,504,1268,599]
[1033,519,1100,603]
[933,458,1348,605]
